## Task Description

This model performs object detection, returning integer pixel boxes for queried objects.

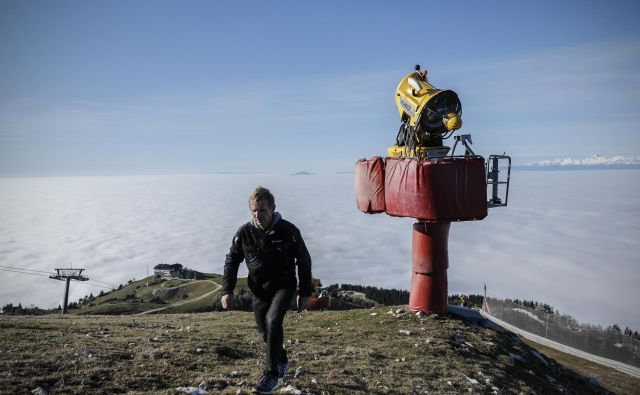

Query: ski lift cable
[0,267,53,277]
[0,265,54,275]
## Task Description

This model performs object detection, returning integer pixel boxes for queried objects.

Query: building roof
[153,263,183,270]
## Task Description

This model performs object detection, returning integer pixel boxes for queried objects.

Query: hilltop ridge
[2,275,639,393]
[1,306,629,394]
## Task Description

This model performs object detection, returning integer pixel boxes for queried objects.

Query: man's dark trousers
[253,288,295,375]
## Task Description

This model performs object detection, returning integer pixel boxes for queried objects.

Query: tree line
[326,283,409,305]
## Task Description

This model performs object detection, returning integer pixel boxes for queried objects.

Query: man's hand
[221,293,233,310]
[297,295,311,311]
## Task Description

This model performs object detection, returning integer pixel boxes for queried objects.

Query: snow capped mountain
[517,154,640,170]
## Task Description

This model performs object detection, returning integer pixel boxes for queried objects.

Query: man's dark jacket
[223,213,312,300]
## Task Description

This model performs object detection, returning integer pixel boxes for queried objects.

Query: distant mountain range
[514,154,640,171]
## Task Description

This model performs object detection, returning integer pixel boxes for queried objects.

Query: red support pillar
[408,221,450,315]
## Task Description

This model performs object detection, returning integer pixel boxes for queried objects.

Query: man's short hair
[249,186,275,207]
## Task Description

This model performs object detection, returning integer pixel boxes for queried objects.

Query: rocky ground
[1,306,637,394]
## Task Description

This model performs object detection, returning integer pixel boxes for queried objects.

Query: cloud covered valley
[1,169,638,330]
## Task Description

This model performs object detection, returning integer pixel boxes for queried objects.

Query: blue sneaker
[253,374,279,394]
[278,361,290,379]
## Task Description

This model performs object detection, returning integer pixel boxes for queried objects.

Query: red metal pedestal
[408,222,450,315]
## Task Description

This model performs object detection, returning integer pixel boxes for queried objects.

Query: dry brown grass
[1,307,636,394]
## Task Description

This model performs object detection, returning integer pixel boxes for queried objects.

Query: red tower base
[408,222,450,315]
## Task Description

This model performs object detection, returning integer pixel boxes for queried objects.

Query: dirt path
[136,280,221,315]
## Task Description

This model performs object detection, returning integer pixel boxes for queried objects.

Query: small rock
[415,311,425,318]
[149,337,160,342]
[279,385,302,394]
[198,381,208,390]
[395,308,405,314]
[294,367,306,378]
[230,370,242,377]
[509,352,523,361]
[209,380,228,390]
[447,381,452,385]
[175,386,208,394]
[582,376,599,386]
[31,387,47,395]
[195,348,204,354]
[462,374,478,385]
[311,378,318,384]
[370,312,378,316]
[399,330,412,336]
[485,378,491,384]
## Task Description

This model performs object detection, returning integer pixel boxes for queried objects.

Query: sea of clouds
[1,169,639,330]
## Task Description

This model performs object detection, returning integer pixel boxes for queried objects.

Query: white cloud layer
[0,170,639,331]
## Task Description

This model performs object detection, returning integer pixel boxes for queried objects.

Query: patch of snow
[176,387,208,395]
[511,308,545,324]
[531,350,549,366]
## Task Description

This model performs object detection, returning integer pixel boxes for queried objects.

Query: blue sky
[1,0,639,175]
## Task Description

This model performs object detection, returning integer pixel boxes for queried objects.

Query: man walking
[221,186,312,394]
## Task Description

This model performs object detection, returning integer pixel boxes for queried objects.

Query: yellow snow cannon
[389,65,462,158]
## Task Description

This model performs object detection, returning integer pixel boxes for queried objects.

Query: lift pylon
[50,268,89,314]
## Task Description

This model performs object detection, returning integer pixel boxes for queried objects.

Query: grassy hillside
[72,274,238,315]
[2,307,638,394]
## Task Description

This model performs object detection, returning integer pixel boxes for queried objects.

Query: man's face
[250,199,275,230]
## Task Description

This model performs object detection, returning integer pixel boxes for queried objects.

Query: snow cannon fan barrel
[389,65,463,159]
